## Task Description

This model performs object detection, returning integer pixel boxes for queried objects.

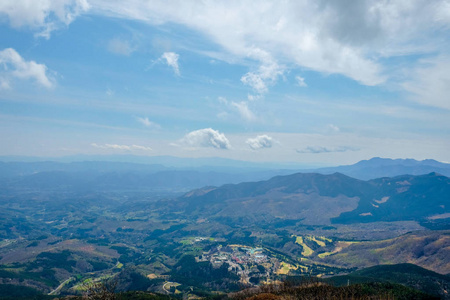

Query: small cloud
[296,75,307,87]
[136,117,161,129]
[217,111,228,119]
[91,143,152,151]
[218,96,256,121]
[106,88,114,96]
[161,52,180,76]
[240,48,284,95]
[0,48,54,88]
[247,94,261,101]
[230,101,256,121]
[218,96,228,105]
[130,144,153,151]
[326,124,340,133]
[246,135,274,150]
[107,38,135,56]
[179,128,231,149]
[296,146,358,154]
[241,72,268,94]
[0,77,10,90]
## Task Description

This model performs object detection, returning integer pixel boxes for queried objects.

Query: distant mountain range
[0,165,297,194]
[0,155,311,170]
[1,157,449,227]
[1,157,450,193]
[314,157,450,180]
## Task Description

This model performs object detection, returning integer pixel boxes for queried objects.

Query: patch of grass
[306,236,325,247]
[294,236,314,257]
[318,251,335,258]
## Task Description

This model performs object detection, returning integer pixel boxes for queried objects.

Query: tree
[83,279,117,300]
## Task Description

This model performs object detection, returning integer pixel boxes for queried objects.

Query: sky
[0,0,450,166]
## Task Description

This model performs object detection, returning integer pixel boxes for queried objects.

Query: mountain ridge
[173,171,450,227]
[315,157,450,180]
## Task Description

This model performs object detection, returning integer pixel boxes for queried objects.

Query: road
[48,277,74,295]
[163,281,178,294]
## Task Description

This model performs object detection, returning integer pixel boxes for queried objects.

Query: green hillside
[320,230,450,274]
[327,263,450,299]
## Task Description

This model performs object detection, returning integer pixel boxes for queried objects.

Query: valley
[0,158,449,299]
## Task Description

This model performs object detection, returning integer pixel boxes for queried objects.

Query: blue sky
[0,0,449,165]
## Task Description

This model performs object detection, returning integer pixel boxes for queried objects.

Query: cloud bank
[89,0,392,86]
[4,1,450,108]
[3,1,450,111]
[86,0,450,107]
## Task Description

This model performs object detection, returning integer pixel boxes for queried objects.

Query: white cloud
[218,97,256,121]
[216,111,228,119]
[241,72,267,94]
[4,1,450,109]
[4,1,450,95]
[161,52,180,76]
[218,96,228,105]
[106,88,114,96]
[296,146,358,154]
[89,1,392,86]
[326,124,340,133]
[91,143,152,151]
[0,0,90,38]
[402,56,450,110]
[130,144,153,151]
[136,117,161,129]
[230,101,256,121]
[179,128,231,149]
[246,135,274,150]
[0,77,10,90]
[107,38,135,56]
[247,94,261,101]
[296,75,307,87]
[240,48,284,95]
[0,48,53,88]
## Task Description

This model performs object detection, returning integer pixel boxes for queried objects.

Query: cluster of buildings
[196,244,282,284]
[198,244,267,265]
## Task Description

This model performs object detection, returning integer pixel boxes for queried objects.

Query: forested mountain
[173,172,450,227]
